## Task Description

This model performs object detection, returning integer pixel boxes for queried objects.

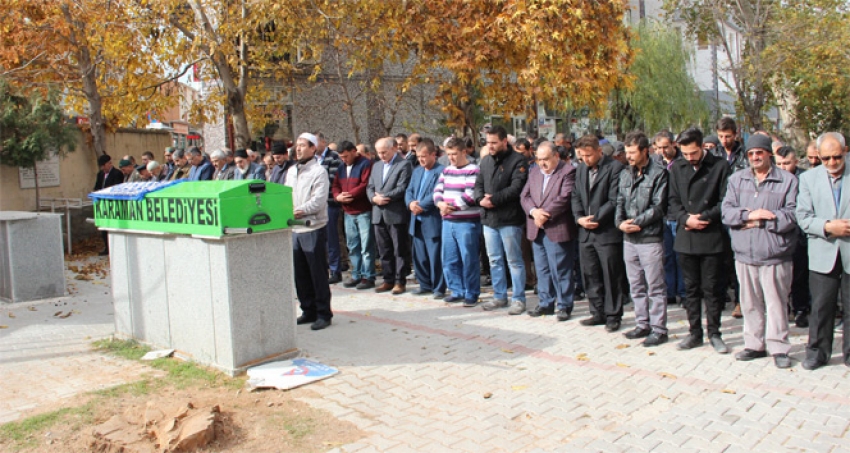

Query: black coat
[93,167,123,191]
[474,146,529,228]
[668,151,731,255]
[571,155,626,245]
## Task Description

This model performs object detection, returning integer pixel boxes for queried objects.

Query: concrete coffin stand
[0,211,66,303]
[106,228,298,376]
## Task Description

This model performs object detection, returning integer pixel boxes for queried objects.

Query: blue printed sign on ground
[246,359,339,390]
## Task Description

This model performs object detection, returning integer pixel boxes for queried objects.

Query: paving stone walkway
[3,256,850,452]
[298,286,850,453]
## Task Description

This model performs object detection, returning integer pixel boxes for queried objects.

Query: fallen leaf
[511,385,527,391]
[501,348,514,354]
[659,372,677,380]
[74,275,93,281]
[721,389,736,394]
[27,307,37,311]
[323,442,345,447]
[53,311,63,317]
[0,325,7,329]
[58,312,72,319]
[576,353,589,361]
[616,363,630,368]
[7,312,15,318]
[483,392,493,399]
[647,351,656,356]
[615,344,629,349]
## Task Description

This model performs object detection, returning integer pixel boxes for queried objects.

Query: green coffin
[93,181,294,237]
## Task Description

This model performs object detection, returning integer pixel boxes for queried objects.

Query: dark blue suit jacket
[405,163,444,238]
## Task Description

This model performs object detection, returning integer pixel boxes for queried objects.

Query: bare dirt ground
[3,383,364,453]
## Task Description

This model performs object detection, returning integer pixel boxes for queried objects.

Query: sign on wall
[18,154,61,189]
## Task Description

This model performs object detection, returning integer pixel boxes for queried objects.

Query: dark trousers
[663,220,685,298]
[374,220,410,284]
[293,227,332,321]
[412,221,445,293]
[806,256,850,364]
[521,233,537,287]
[791,237,812,314]
[579,241,627,321]
[678,252,723,338]
[715,228,739,304]
[327,205,343,274]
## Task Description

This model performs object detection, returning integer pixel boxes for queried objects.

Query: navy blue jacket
[405,163,444,238]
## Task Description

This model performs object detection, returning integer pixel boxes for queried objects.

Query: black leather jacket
[710,141,748,174]
[615,159,669,243]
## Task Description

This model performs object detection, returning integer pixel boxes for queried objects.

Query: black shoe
[709,335,729,354]
[463,299,478,307]
[642,332,668,347]
[297,315,317,325]
[527,306,554,317]
[735,348,768,361]
[412,288,432,296]
[802,357,825,371]
[556,310,571,322]
[444,295,462,303]
[574,290,585,300]
[433,292,446,300]
[667,297,677,306]
[310,318,331,331]
[774,354,793,369]
[624,327,651,340]
[328,272,342,284]
[342,278,359,288]
[605,320,621,332]
[355,279,375,290]
[580,317,605,326]
[677,334,704,350]
[483,276,492,287]
[99,250,109,256]
[795,312,809,328]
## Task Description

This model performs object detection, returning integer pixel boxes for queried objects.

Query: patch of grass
[268,413,315,441]
[91,338,150,361]
[92,337,244,390]
[92,379,155,397]
[0,403,95,450]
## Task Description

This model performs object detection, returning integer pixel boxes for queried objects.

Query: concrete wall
[0,128,172,213]
[0,128,172,242]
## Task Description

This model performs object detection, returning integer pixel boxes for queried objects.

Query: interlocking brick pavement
[0,256,156,424]
[5,256,850,452]
[302,282,850,452]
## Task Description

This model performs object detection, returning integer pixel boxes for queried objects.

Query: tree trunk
[60,4,107,157]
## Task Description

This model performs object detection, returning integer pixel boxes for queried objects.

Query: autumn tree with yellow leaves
[0,0,187,156]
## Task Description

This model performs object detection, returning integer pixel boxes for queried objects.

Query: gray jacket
[722,165,798,265]
[367,153,413,225]
[615,159,668,244]
[797,163,850,273]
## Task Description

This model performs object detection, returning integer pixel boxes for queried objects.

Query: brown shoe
[732,303,743,319]
[392,283,406,295]
[375,282,394,293]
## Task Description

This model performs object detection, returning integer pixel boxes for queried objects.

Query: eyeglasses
[747,150,768,156]
[820,155,845,162]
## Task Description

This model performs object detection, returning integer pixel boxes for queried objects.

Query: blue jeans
[483,224,526,302]
[343,212,376,281]
[532,234,576,312]
[663,220,685,298]
[442,220,481,301]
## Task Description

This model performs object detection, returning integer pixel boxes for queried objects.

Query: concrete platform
[0,211,65,303]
